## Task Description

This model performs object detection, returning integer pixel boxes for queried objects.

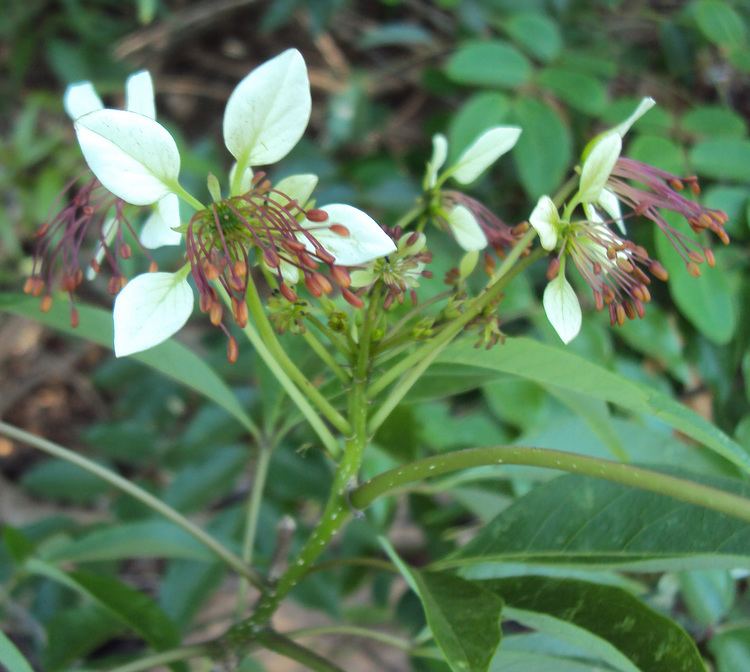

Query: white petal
[63,82,103,120]
[529,196,560,251]
[613,97,656,138]
[578,133,621,203]
[275,173,318,207]
[301,204,396,266]
[125,70,156,120]
[597,188,625,235]
[223,49,311,171]
[74,109,181,205]
[543,273,582,345]
[426,134,448,188]
[452,126,521,185]
[113,271,194,357]
[140,193,181,249]
[446,204,488,251]
[229,162,254,195]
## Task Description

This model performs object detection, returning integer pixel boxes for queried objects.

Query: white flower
[528,195,561,251]
[67,50,395,356]
[577,97,655,233]
[425,127,521,251]
[64,71,181,249]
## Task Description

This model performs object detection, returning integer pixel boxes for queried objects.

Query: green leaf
[655,214,736,344]
[682,106,747,138]
[511,97,572,199]
[678,570,735,626]
[445,40,532,89]
[382,539,502,672]
[690,139,750,182]
[0,294,256,435]
[26,559,180,652]
[691,0,746,49]
[43,519,216,564]
[536,67,608,115]
[437,338,749,473]
[487,576,705,671]
[490,649,611,671]
[709,629,750,671]
[43,605,121,671]
[20,458,111,504]
[441,470,750,571]
[503,12,562,62]
[0,631,34,672]
[448,92,510,161]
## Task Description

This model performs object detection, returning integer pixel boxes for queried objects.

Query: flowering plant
[4,29,748,672]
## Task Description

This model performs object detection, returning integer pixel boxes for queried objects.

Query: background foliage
[1,0,750,669]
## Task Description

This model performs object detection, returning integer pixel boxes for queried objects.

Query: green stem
[169,182,205,211]
[236,440,274,614]
[223,288,382,652]
[394,203,426,230]
[304,330,349,383]
[289,625,415,653]
[367,233,539,434]
[348,445,750,524]
[104,645,210,672]
[255,631,346,672]
[306,314,350,357]
[0,421,264,588]
[376,290,453,353]
[245,276,352,436]
[225,288,340,458]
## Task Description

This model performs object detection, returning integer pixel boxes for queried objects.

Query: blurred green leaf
[682,106,746,138]
[511,97,572,199]
[445,40,532,88]
[43,520,216,564]
[678,570,735,626]
[360,23,432,48]
[503,12,562,62]
[442,470,750,571]
[490,576,704,671]
[536,67,608,115]
[709,629,750,672]
[43,605,121,671]
[690,139,750,181]
[21,458,111,504]
[690,0,746,49]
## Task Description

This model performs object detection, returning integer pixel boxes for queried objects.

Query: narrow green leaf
[441,470,750,571]
[438,338,748,473]
[488,576,705,671]
[511,97,572,199]
[43,605,121,671]
[42,519,216,564]
[382,539,502,672]
[0,294,256,435]
[26,559,179,653]
[445,40,532,89]
[0,631,34,672]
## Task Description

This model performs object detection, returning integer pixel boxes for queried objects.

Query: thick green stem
[348,445,750,524]
[244,276,352,436]
[0,421,263,586]
[255,631,346,672]
[105,645,211,672]
[367,233,539,434]
[236,440,274,614]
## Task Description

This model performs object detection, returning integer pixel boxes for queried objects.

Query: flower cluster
[529,98,730,343]
[28,50,395,360]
